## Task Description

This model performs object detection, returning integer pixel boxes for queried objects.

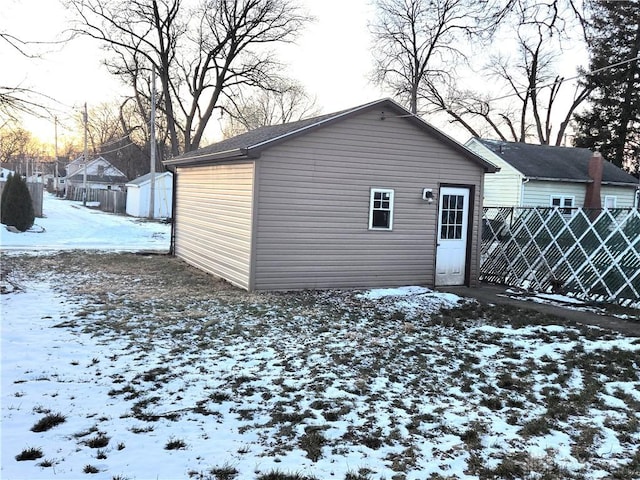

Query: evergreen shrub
[1,173,35,231]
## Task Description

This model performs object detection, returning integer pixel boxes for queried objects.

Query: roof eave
[164,148,256,168]
[524,176,638,187]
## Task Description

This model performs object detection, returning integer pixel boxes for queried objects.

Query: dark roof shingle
[165,98,498,172]
[476,138,638,185]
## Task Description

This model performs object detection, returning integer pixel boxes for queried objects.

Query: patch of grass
[479,396,503,411]
[299,429,325,462]
[72,426,99,439]
[165,437,187,450]
[519,416,553,437]
[209,463,240,479]
[610,449,640,479]
[15,447,44,461]
[84,434,110,448]
[83,464,100,474]
[31,412,66,432]
[257,471,318,480]
[36,458,56,468]
[140,366,170,382]
[209,391,232,403]
[571,425,600,461]
[460,421,486,450]
[129,425,154,434]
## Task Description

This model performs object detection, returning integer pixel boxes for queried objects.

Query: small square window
[550,195,574,216]
[604,196,617,209]
[369,188,394,230]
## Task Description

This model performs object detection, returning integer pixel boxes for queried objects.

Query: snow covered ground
[1,193,170,253]
[1,194,640,479]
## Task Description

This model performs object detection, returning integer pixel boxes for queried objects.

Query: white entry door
[435,187,470,286]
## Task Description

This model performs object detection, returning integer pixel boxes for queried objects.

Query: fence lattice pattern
[480,207,640,305]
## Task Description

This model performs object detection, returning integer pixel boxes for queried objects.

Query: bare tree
[371,0,591,145]
[222,80,320,137]
[0,124,33,164]
[370,0,495,114]
[65,0,310,155]
[0,123,47,176]
[0,34,65,122]
[422,1,591,145]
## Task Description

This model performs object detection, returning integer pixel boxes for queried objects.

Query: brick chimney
[584,151,603,211]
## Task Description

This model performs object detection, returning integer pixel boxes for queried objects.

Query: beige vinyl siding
[252,110,485,290]
[174,162,254,290]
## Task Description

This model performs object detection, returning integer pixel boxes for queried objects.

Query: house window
[369,188,394,230]
[550,195,574,215]
[604,195,617,209]
[98,165,105,176]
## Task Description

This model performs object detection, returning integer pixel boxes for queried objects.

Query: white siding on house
[484,171,521,207]
[522,181,586,207]
[466,139,522,207]
[600,185,637,208]
[252,110,485,291]
[174,162,254,290]
[522,181,638,208]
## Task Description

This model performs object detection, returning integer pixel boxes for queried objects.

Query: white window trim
[604,195,617,209]
[369,188,394,230]
[550,195,575,215]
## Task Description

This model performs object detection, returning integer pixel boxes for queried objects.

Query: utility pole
[83,103,88,206]
[54,116,59,195]
[149,69,156,219]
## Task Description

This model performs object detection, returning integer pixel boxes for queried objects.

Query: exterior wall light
[422,188,434,203]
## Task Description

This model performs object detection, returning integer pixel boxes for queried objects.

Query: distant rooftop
[474,138,638,185]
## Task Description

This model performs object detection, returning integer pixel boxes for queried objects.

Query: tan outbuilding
[164,98,498,291]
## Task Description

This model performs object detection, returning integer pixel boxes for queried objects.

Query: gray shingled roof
[176,110,346,161]
[165,98,498,172]
[476,138,638,185]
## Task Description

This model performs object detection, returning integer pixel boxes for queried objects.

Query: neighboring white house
[125,172,173,219]
[466,138,639,209]
[0,167,15,181]
[65,156,128,192]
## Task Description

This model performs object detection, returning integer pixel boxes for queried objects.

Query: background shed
[125,172,173,219]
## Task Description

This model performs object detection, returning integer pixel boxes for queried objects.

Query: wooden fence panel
[481,207,640,305]
[0,181,43,217]
[65,186,126,214]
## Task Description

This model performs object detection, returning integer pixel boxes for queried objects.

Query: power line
[97,141,136,156]
[475,54,640,105]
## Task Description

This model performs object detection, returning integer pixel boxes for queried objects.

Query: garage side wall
[253,110,485,290]
[174,162,254,290]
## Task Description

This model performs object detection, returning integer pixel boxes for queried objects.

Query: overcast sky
[3,0,387,147]
[3,0,588,150]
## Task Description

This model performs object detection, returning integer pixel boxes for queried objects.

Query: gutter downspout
[520,177,530,206]
[169,168,177,255]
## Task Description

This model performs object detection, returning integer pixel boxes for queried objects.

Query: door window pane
[440,194,465,239]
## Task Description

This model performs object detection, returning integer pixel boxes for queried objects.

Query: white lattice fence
[480,207,640,305]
